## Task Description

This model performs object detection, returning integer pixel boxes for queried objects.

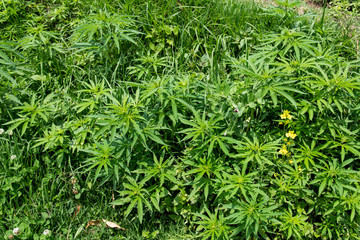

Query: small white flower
[10,155,16,160]
[8,130,13,135]
[13,228,20,236]
[43,229,50,236]
[0,128,4,134]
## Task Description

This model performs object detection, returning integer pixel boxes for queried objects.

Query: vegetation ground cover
[1,0,360,239]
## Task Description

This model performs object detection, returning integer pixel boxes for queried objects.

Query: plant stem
[320,0,327,29]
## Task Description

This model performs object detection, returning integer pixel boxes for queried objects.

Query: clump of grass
[1,0,360,239]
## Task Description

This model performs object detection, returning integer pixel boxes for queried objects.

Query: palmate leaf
[204,135,233,157]
[218,165,259,200]
[268,80,304,108]
[234,55,304,108]
[263,29,318,58]
[310,158,358,196]
[225,193,280,239]
[232,56,285,82]
[137,153,180,186]
[80,142,115,182]
[325,133,360,161]
[74,99,96,113]
[306,63,360,97]
[72,11,141,52]
[295,141,327,169]
[111,176,155,223]
[5,95,56,135]
[233,136,280,166]
[4,117,28,135]
[194,207,231,240]
[178,112,222,142]
[184,157,225,200]
[279,210,311,239]
[273,55,320,74]
[269,88,297,108]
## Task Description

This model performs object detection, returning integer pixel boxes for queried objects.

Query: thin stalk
[320,0,327,29]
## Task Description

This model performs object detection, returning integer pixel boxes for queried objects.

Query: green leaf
[273,88,297,108]
[138,199,143,223]
[150,196,160,211]
[0,68,16,85]
[124,200,137,218]
[270,89,278,107]
[217,138,229,155]
[5,93,22,104]
[148,132,167,146]
[351,208,355,222]
[319,179,327,196]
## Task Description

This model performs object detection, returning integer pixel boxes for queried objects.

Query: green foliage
[1,0,360,239]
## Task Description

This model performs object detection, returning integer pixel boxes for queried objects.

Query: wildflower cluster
[13,228,20,236]
[285,130,297,139]
[279,133,297,156]
[280,110,292,120]
[70,176,79,194]
[279,110,294,125]
[279,148,288,155]
[278,111,297,157]
[0,128,12,135]
[43,229,50,236]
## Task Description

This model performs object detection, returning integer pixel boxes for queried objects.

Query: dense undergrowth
[1,0,360,239]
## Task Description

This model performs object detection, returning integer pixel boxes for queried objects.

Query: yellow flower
[289,160,294,164]
[283,110,291,116]
[279,148,288,155]
[279,122,283,125]
[284,138,288,142]
[287,142,291,145]
[286,130,297,139]
[280,110,293,120]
